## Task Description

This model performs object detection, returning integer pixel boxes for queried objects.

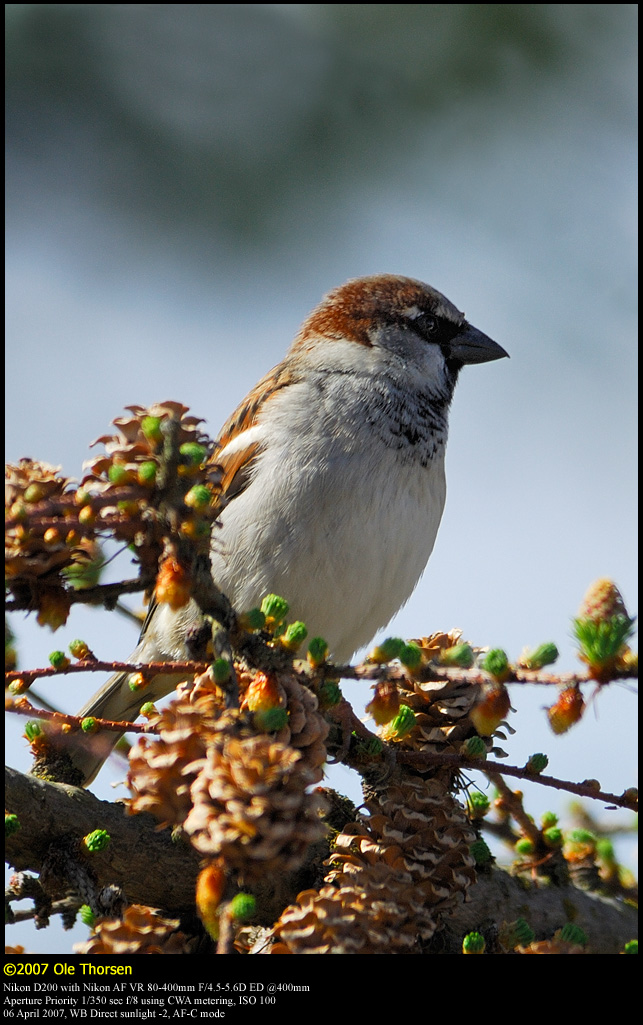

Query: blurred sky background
[5,4,637,954]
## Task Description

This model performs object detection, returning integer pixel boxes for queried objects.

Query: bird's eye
[413,313,439,339]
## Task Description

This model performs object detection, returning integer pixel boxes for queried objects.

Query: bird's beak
[450,323,509,365]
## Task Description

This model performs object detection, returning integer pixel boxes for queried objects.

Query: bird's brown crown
[296,274,464,348]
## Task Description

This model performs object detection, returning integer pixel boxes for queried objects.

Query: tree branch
[4,767,331,926]
[5,765,200,912]
[434,865,638,954]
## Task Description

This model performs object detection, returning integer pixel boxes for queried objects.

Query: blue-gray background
[6,5,637,953]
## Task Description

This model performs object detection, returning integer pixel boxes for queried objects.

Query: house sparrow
[71,274,507,783]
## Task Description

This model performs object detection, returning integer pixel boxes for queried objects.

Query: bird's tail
[63,667,185,786]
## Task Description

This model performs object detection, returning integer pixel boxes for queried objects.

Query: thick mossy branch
[5,766,200,912]
[5,767,637,954]
[4,767,332,925]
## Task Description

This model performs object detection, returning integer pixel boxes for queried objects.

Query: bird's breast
[211,405,447,660]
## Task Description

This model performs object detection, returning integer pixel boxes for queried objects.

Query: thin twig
[5,576,153,614]
[327,660,632,688]
[7,697,155,735]
[5,658,210,685]
[396,749,637,811]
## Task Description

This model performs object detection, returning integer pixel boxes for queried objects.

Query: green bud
[253,707,289,733]
[69,639,90,660]
[388,704,416,739]
[185,484,211,510]
[8,500,26,523]
[80,717,98,733]
[184,518,211,540]
[238,607,266,631]
[462,931,486,955]
[74,487,92,507]
[481,648,510,681]
[513,917,535,948]
[23,483,46,503]
[140,701,159,719]
[543,827,563,848]
[596,837,616,864]
[317,680,342,709]
[280,621,308,652]
[399,641,422,671]
[307,636,329,667]
[24,721,43,741]
[127,673,149,693]
[499,917,535,950]
[63,549,104,590]
[564,829,598,861]
[370,637,405,663]
[229,893,256,922]
[525,752,549,774]
[8,679,29,695]
[107,463,130,485]
[355,735,384,759]
[141,416,163,445]
[212,658,232,684]
[468,791,490,819]
[78,904,96,928]
[5,813,20,838]
[179,442,207,466]
[138,460,158,485]
[116,499,137,513]
[623,940,638,955]
[470,838,492,865]
[48,650,70,670]
[573,614,636,676]
[440,643,475,669]
[521,642,559,670]
[260,594,290,628]
[559,923,587,947]
[540,811,558,829]
[463,735,487,759]
[568,828,597,847]
[515,837,535,856]
[82,829,111,853]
